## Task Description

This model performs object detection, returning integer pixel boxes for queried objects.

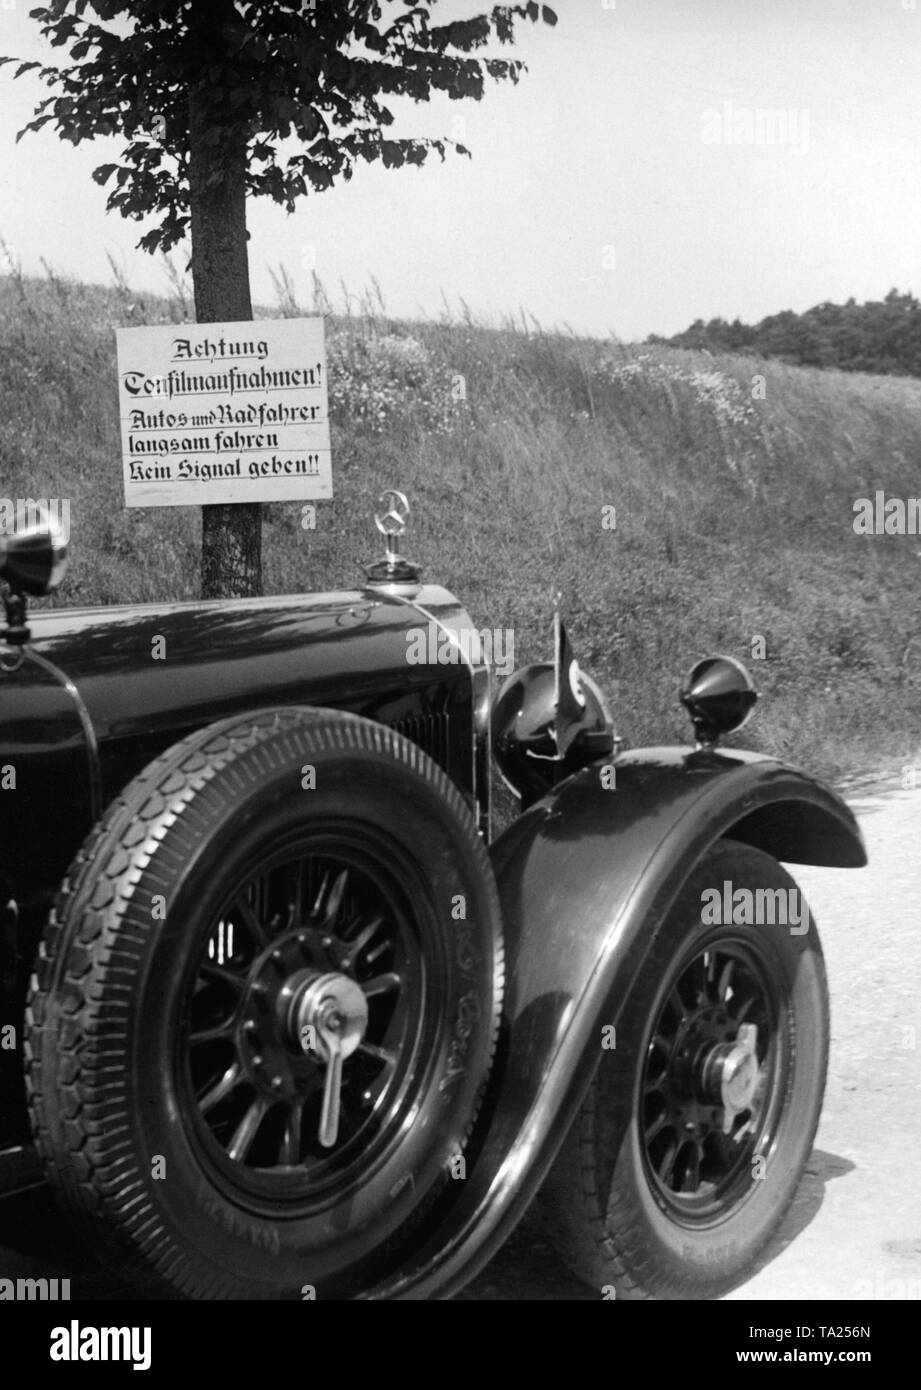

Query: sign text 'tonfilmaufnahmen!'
[116,318,332,507]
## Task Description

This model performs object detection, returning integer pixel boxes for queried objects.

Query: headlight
[0,508,68,597]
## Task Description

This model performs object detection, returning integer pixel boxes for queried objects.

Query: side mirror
[0,514,68,598]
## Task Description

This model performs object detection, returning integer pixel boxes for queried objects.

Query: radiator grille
[388,712,452,775]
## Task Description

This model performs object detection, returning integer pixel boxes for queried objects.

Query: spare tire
[25,708,503,1299]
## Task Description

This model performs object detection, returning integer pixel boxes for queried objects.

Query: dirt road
[2,787,919,1301]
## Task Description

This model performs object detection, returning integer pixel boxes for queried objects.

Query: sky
[1,0,921,340]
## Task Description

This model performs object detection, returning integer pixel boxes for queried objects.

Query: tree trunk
[188,60,262,599]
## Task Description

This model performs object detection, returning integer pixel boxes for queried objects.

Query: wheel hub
[283,970,369,1060]
[280,970,369,1148]
[240,931,372,1150]
[696,1023,759,1133]
[237,927,343,1105]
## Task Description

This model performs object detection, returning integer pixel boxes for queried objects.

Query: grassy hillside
[2,264,921,793]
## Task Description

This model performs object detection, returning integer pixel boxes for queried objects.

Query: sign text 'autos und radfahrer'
[116,318,331,508]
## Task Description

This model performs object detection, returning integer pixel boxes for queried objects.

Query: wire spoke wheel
[641,938,783,1223]
[541,839,829,1300]
[182,829,430,1208]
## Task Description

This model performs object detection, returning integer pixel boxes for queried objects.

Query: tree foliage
[651,289,921,378]
[3,1,557,254]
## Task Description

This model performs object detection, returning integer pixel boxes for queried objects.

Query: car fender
[364,744,865,1299]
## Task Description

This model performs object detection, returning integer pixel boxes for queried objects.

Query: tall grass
[2,257,921,791]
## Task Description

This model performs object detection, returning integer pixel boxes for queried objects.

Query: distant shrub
[656,288,921,379]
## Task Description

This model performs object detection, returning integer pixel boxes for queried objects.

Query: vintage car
[0,494,865,1301]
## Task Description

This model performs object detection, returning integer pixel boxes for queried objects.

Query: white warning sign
[116,317,332,507]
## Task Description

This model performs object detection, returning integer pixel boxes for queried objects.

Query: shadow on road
[729,1148,856,1290]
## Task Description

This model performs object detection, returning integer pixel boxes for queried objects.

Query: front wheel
[541,839,829,1300]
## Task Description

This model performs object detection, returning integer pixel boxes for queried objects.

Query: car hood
[21,583,482,744]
